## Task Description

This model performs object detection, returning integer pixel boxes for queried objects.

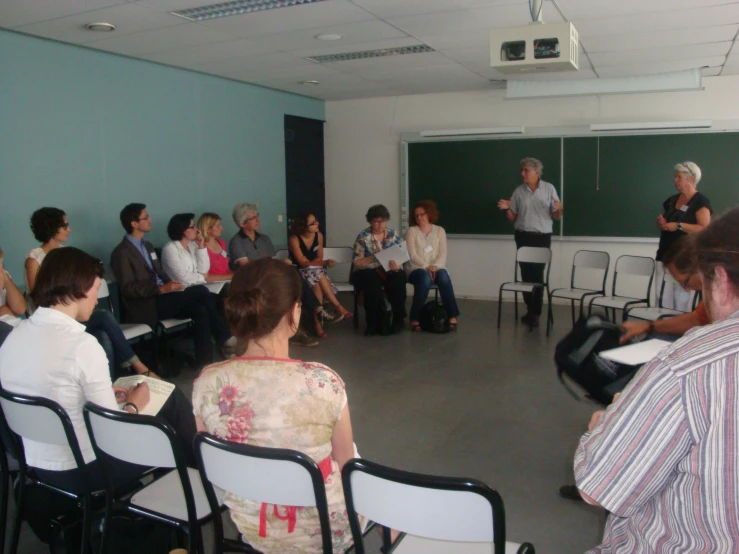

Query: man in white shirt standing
[498,157,563,328]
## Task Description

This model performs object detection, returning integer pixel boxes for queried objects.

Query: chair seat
[550,287,600,300]
[501,281,542,293]
[590,295,646,310]
[120,323,153,340]
[626,307,683,321]
[159,318,193,330]
[392,535,523,554]
[335,283,354,293]
[130,467,225,522]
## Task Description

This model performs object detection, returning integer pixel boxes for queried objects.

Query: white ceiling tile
[721,64,739,75]
[395,80,494,95]
[14,3,186,43]
[192,52,312,74]
[386,2,562,37]
[320,88,401,100]
[246,19,408,52]
[419,29,492,51]
[85,21,238,55]
[556,0,736,21]
[131,0,227,12]
[723,45,739,65]
[575,3,739,37]
[589,42,731,68]
[363,63,483,84]
[295,37,422,58]
[326,51,452,74]
[350,0,525,19]
[235,63,342,83]
[1,0,125,29]
[582,24,739,53]
[140,38,276,67]
[702,66,722,76]
[196,0,375,38]
[596,56,726,77]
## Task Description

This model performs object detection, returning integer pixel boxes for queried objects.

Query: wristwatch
[677,222,683,231]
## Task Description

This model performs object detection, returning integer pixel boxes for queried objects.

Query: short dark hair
[31,247,104,308]
[695,207,739,294]
[120,203,146,234]
[366,204,390,223]
[30,207,66,243]
[225,258,302,345]
[662,236,696,274]
[291,213,316,236]
[409,200,439,226]
[167,213,195,241]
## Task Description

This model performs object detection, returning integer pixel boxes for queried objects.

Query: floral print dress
[193,357,353,554]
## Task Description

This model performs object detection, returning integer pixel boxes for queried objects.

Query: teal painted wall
[0,29,324,283]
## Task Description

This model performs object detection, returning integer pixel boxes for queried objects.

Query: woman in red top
[198,212,234,277]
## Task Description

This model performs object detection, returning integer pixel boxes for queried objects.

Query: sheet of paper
[114,375,176,416]
[373,242,410,271]
[599,339,672,366]
[203,281,229,294]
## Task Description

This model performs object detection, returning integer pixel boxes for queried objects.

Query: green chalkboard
[563,133,739,237]
[408,138,562,235]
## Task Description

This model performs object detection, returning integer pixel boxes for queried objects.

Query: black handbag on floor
[554,315,640,405]
[419,301,449,333]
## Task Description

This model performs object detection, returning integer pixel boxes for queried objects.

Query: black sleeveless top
[656,192,712,261]
[290,234,319,264]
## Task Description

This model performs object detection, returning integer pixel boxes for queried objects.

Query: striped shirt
[575,310,739,553]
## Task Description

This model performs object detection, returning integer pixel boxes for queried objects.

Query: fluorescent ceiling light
[420,127,524,137]
[591,120,713,132]
[315,33,342,41]
[172,0,325,21]
[307,44,434,63]
[506,68,703,99]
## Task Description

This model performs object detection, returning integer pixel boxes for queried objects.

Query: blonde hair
[197,212,221,241]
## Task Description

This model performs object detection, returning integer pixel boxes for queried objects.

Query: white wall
[324,76,739,302]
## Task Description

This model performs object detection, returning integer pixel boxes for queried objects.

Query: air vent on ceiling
[172,0,326,22]
[306,44,435,64]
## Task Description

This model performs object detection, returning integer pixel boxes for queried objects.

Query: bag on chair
[419,301,449,334]
[554,315,639,405]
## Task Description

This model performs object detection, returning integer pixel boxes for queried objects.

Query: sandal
[448,320,458,331]
[411,321,421,332]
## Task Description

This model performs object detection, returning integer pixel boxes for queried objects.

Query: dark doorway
[284,115,326,243]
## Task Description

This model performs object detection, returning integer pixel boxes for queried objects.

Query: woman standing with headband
[655,162,712,311]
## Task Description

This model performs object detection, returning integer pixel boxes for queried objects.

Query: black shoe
[391,319,404,333]
[289,330,319,347]
[521,313,540,328]
[559,485,583,501]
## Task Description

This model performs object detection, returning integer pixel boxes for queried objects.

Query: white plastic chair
[342,458,535,554]
[194,432,333,554]
[625,270,693,321]
[588,255,655,322]
[83,403,226,554]
[97,280,154,342]
[275,249,290,261]
[497,247,552,335]
[323,246,355,293]
[549,250,610,327]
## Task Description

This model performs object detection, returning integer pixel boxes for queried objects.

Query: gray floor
[11,297,607,553]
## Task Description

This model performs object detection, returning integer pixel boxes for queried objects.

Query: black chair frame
[0,388,96,554]
[341,457,535,554]
[194,432,332,554]
[548,250,610,328]
[83,402,213,554]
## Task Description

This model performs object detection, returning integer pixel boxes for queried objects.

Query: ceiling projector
[490,21,579,74]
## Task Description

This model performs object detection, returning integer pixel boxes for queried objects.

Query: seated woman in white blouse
[405,200,460,331]
[0,247,26,329]
[0,247,198,494]
[161,213,230,287]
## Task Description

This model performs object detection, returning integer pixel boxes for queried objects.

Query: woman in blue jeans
[25,207,158,380]
[404,200,460,331]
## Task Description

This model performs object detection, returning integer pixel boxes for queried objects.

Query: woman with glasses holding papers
[351,204,407,335]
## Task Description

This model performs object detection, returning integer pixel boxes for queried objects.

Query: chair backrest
[516,247,552,285]
[275,249,290,261]
[612,255,655,299]
[323,246,353,284]
[97,279,110,300]
[571,250,610,291]
[83,403,177,468]
[194,433,333,553]
[342,458,506,554]
[0,388,87,470]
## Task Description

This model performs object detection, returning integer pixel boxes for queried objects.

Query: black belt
[516,230,550,236]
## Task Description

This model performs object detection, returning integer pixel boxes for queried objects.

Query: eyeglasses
[137,216,151,222]
[245,213,260,222]
[307,220,319,226]
[188,224,197,230]
[370,219,386,225]
[60,223,70,229]
[415,212,427,218]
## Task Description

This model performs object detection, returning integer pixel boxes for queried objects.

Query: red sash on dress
[258,456,333,538]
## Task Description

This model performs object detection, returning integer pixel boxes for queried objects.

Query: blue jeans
[85,309,139,380]
[408,268,460,322]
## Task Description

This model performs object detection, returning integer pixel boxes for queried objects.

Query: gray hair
[674,161,701,186]
[232,203,258,226]
[520,157,543,175]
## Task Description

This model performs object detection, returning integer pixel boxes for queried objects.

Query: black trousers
[35,386,198,495]
[155,285,230,366]
[351,269,407,332]
[297,269,320,313]
[514,231,552,316]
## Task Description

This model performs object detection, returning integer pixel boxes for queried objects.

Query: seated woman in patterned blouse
[351,204,407,335]
[193,258,367,553]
